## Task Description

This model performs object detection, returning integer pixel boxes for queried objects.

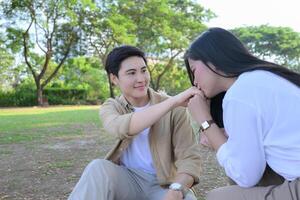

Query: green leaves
[233,25,300,72]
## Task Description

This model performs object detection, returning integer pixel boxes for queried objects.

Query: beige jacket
[99,88,202,186]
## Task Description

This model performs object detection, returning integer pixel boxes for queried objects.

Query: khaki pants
[206,165,300,200]
[68,159,197,200]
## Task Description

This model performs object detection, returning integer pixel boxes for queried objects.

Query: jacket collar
[118,88,166,111]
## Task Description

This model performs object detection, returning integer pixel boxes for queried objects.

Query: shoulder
[101,97,121,108]
[225,70,275,101]
[234,70,275,87]
[99,97,127,116]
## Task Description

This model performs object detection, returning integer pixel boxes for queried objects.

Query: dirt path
[0,128,228,200]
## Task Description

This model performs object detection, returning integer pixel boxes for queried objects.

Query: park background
[1,0,300,199]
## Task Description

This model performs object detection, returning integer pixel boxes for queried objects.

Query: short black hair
[105,45,147,77]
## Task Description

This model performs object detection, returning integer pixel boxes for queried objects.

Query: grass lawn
[0,106,101,144]
[0,105,225,200]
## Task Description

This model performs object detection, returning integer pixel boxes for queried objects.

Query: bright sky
[198,0,300,32]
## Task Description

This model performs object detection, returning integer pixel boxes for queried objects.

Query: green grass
[48,160,73,169]
[0,106,102,144]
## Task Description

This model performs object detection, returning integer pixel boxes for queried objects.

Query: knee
[184,192,197,200]
[205,188,223,200]
[85,159,112,175]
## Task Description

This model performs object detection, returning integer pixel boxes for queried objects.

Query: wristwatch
[199,119,215,132]
[169,182,188,198]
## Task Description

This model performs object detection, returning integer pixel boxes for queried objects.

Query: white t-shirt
[217,70,300,187]
[120,103,156,174]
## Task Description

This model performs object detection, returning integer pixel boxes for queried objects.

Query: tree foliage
[232,25,300,72]
[1,0,80,105]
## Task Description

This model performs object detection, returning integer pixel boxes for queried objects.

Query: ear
[110,73,119,86]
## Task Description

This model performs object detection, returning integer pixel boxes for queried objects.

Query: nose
[136,72,145,82]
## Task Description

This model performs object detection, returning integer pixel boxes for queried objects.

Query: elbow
[235,177,258,188]
[224,165,263,188]
[231,171,262,188]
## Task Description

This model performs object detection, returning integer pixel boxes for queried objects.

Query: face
[111,56,150,106]
[188,58,222,98]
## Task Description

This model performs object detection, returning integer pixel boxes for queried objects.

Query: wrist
[169,182,188,198]
[199,119,215,133]
[168,96,179,108]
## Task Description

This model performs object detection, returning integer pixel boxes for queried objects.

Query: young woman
[184,27,300,200]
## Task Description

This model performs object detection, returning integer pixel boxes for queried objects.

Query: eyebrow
[125,69,136,74]
[125,66,147,73]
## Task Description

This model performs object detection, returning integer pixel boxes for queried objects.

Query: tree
[0,33,14,90]
[1,0,80,105]
[119,0,214,90]
[54,56,110,101]
[79,0,137,98]
[82,0,214,96]
[232,25,300,72]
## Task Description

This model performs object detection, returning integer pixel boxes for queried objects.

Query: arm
[188,93,266,187]
[172,107,202,186]
[100,87,201,139]
[217,99,266,187]
[188,94,227,150]
[164,107,201,200]
[163,173,194,200]
[128,87,201,135]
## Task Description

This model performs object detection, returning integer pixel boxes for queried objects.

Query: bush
[44,88,88,105]
[0,88,88,107]
[0,89,36,107]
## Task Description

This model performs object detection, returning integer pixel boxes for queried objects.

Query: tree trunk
[36,82,45,106]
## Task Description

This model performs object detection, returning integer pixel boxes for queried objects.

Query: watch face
[202,121,210,129]
[170,183,182,190]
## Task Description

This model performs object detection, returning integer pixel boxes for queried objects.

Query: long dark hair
[184,27,300,87]
[185,27,300,127]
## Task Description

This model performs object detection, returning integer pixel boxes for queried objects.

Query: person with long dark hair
[184,27,300,200]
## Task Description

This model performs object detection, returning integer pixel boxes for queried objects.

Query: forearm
[173,173,194,188]
[203,123,227,151]
[128,97,176,135]
[192,112,227,150]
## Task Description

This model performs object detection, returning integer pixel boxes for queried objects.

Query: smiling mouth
[134,85,146,90]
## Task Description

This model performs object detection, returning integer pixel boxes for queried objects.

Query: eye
[142,68,148,73]
[127,71,135,75]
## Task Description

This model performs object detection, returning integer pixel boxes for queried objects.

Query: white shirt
[120,103,156,174]
[217,70,300,187]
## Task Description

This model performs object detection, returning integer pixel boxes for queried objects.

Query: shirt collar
[118,88,157,111]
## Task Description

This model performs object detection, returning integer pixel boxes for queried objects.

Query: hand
[187,91,212,123]
[172,87,202,107]
[163,189,183,200]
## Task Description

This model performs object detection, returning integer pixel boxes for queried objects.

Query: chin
[135,90,148,98]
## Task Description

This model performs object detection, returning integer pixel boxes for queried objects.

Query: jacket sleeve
[172,107,202,185]
[99,98,134,139]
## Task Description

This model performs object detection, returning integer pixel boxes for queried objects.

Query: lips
[134,85,146,91]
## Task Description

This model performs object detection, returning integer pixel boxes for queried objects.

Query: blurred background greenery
[0,0,299,107]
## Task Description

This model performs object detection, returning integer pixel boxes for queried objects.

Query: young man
[68,45,202,200]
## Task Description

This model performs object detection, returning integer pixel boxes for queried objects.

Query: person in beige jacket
[68,45,202,200]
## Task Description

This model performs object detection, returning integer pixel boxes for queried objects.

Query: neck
[221,77,237,91]
[126,95,150,107]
